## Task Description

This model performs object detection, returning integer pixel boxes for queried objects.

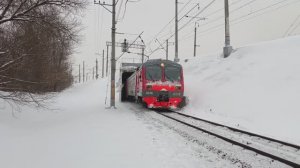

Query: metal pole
[83,61,85,82]
[106,45,109,77]
[223,0,232,58]
[110,0,116,108]
[79,64,81,83]
[96,59,98,79]
[93,67,95,79]
[141,48,145,63]
[102,49,105,78]
[194,24,197,57]
[174,0,179,62]
[166,39,169,60]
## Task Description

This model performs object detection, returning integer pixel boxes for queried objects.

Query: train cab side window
[146,65,162,81]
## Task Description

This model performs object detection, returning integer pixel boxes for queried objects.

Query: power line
[284,13,300,37]
[167,0,217,41]
[178,0,259,41]
[289,20,300,36]
[157,2,202,41]
[148,0,217,57]
[116,31,144,61]
[120,0,129,21]
[198,0,258,28]
[116,0,124,21]
[128,0,142,2]
[146,0,195,47]
[95,5,100,52]
[196,0,300,38]
[149,0,299,57]
[117,0,142,22]
[199,0,250,20]
[177,0,258,38]
[99,6,104,51]
[180,0,299,42]
[162,0,254,43]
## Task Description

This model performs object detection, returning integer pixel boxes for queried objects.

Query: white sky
[72,0,300,75]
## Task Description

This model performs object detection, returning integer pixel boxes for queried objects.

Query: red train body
[121,59,185,109]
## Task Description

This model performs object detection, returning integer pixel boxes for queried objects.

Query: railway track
[154,110,300,168]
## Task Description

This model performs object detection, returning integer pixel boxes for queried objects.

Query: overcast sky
[72,0,300,75]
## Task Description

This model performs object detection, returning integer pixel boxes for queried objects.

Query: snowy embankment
[182,35,300,145]
[0,81,211,168]
[0,81,162,168]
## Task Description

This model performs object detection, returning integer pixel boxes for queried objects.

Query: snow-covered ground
[0,80,291,168]
[0,81,217,168]
[182,35,300,146]
[1,35,300,168]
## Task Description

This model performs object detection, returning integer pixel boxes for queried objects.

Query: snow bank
[182,35,300,145]
[0,81,163,168]
[0,80,207,168]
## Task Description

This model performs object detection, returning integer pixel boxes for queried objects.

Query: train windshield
[165,65,181,82]
[146,65,162,81]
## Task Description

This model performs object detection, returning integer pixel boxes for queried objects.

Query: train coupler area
[157,91,169,102]
[143,96,183,109]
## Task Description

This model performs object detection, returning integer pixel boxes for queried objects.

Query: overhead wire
[179,0,298,42]
[198,0,252,22]
[119,0,129,21]
[128,0,142,2]
[99,6,104,50]
[148,0,299,57]
[198,0,258,27]
[283,13,300,37]
[116,32,144,61]
[167,1,216,40]
[146,0,196,47]
[94,4,105,53]
[117,0,142,22]
[194,0,300,39]
[289,20,300,36]
[147,0,217,57]
[177,0,255,43]
[95,5,100,52]
[178,0,259,41]
[175,0,257,42]
[116,0,124,22]
[171,0,217,39]
[157,2,203,41]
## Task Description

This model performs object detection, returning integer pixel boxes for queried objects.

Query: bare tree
[0,0,84,24]
[0,0,86,106]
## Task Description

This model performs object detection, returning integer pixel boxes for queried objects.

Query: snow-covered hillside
[182,35,300,145]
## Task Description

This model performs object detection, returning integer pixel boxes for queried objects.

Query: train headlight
[175,86,181,90]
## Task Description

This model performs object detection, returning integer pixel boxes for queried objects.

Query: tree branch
[0,0,14,20]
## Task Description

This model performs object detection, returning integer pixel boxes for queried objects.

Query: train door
[137,70,143,97]
[135,69,142,98]
[135,71,139,100]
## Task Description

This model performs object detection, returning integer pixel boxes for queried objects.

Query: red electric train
[121,59,185,109]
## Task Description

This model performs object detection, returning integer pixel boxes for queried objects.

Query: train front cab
[141,60,185,109]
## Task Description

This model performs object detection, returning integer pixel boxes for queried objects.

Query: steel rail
[154,110,300,168]
[170,111,300,149]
